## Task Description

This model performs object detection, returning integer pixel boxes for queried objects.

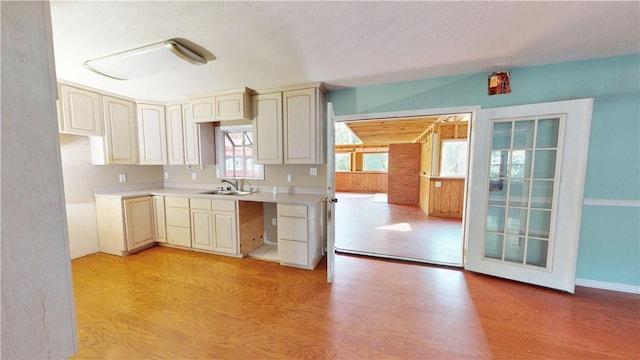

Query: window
[335,122,361,145]
[335,153,351,171]
[440,140,468,177]
[216,126,264,179]
[363,153,388,171]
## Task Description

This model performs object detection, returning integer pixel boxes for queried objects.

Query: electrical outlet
[272,218,277,226]
[118,174,127,183]
[287,174,292,182]
[310,167,317,176]
[191,172,197,180]
[164,172,169,180]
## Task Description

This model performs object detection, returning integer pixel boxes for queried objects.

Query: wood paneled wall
[436,121,468,140]
[419,177,430,213]
[428,178,465,218]
[335,172,388,193]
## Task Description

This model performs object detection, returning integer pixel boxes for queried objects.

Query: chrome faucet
[221,179,238,191]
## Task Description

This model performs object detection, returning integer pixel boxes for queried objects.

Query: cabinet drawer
[166,207,190,227]
[278,204,307,218]
[165,197,189,208]
[212,199,236,212]
[278,216,308,242]
[278,239,308,266]
[190,198,212,210]
[167,226,191,247]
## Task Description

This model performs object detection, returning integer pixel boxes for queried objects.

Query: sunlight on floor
[376,222,412,232]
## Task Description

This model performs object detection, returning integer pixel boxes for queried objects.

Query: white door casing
[465,99,593,293]
[326,102,337,283]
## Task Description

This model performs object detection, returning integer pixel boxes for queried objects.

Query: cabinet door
[182,104,200,165]
[153,196,166,243]
[213,211,238,254]
[166,105,185,165]
[167,226,191,247]
[253,92,283,164]
[123,197,155,251]
[191,209,214,251]
[138,103,167,164]
[191,97,216,122]
[216,92,249,121]
[60,84,103,136]
[103,96,137,164]
[279,239,308,266]
[283,88,317,164]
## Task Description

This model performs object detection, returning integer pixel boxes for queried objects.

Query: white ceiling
[50,1,640,102]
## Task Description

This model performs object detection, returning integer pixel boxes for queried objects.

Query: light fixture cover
[84,39,207,80]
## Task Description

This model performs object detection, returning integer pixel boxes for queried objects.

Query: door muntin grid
[484,116,562,269]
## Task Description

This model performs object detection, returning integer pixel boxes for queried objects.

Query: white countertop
[95,187,324,205]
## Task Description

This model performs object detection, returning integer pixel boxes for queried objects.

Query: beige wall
[164,163,327,190]
[61,135,164,203]
[60,134,163,258]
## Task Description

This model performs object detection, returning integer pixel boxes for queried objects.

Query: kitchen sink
[200,190,252,196]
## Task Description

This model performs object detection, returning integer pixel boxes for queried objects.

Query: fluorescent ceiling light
[84,39,208,80]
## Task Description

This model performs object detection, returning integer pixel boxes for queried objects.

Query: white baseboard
[575,278,640,294]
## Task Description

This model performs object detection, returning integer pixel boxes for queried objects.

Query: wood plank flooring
[335,192,463,265]
[71,247,640,359]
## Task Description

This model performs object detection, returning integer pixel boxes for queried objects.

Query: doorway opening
[332,108,477,267]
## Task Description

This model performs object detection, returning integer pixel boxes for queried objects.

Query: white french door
[465,99,593,293]
[326,102,337,283]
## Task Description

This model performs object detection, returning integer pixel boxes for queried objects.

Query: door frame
[332,105,481,267]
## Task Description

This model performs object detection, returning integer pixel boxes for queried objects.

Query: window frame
[439,139,468,177]
[362,152,389,172]
[215,125,264,180]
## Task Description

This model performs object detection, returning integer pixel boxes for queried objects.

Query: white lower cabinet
[212,211,237,254]
[277,202,322,269]
[190,198,238,254]
[165,197,191,247]
[153,196,166,243]
[96,195,155,256]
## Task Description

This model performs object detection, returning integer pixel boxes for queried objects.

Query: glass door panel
[531,180,554,209]
[482,116,560,269]
[526,239,549,267]
[466,98,593,293]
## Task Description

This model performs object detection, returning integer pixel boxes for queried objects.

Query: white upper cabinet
[284,88,319,164]
[182,104,199,164]
[253,92,283,164]
[253,84,325,165]
[215,90,251,121]
[166,104,185,165]
[59,84,103,136]
[190,89,252,123]
[92,95,138,165]
[137,103,167,165]
[183,103,216,165]
[191,97,216,123]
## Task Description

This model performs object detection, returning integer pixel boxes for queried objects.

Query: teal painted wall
[328,55,640,286]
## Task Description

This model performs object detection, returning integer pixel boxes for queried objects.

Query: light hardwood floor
[71,247,639,359]
[335,192,463,265]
